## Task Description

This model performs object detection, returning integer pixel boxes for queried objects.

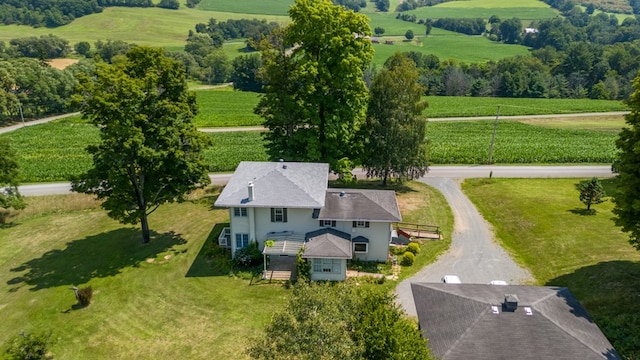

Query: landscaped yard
[462,178,640,358]
[0,180,451,359]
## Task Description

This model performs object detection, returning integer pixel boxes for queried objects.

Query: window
[270,208,288,222]
[233,207,247,217]
[354,243,368,253]
[319,220,336,227]
[313,258,341,273]
[235,233,249,249]
[352,220,370,228]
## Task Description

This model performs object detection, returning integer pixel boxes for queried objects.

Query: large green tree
[248,282,431,360]
[613,72,640,249]
[255,0,373,172]
[0,138,25,217]
[72,46,210,244]
[362,53,429,186]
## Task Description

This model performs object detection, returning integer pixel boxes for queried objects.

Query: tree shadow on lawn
[7,228,186,292]
[568,208,598,216]
[185,222,232,278]
[546,260,640,358]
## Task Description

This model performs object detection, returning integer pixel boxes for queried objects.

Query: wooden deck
[395,222,441,240]
[263,255,296,282]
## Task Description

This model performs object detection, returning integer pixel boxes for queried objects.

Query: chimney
[248,181,254,202]
[503,294,519,312]
[279,158,287,169]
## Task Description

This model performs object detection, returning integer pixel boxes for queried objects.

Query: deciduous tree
[255,0,373,172]
[72,46,210,243]
[361,53,429,186]
[576,177,606,212]
[613,73,640,249]
[0,138,25,218]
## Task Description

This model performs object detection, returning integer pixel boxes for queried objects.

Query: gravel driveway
[395,177,533,317]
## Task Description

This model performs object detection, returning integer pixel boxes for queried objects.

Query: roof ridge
[276,166,327,206]
[444,299,493,358]
[534,287,609,357]
[361,190,400,220]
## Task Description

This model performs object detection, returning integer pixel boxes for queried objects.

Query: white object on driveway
[441,275,462,284]
[489,280,508,285]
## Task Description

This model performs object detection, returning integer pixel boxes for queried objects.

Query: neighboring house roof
[303,228,352,259]
[411,283,620,360]
[214,161,329,208]
[318,189,402,222]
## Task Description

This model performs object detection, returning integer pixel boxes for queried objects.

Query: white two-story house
[214,161,402,281]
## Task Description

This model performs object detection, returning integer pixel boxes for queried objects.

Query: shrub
[407,242,421,255]
[401,251,415,266]
[3,331,54,360]
[296,248,311,282]
[389,245,406,256]
[77,286,93,307]
[233,241,263,268]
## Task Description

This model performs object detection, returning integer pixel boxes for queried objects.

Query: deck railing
[394,222,441,238]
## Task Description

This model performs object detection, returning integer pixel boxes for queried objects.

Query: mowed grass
[462,178,640,358]
[370,29,530,65]
[408,0,558,20]
[0,192,290,359]
[0,7,288,48]
[0,177,452,359]
[198,0,293,15]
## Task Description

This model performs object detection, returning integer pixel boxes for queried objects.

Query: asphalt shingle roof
[302,228,352,259]
[318,188,402,222]
[214,161,329,208]
[411,283,620,360]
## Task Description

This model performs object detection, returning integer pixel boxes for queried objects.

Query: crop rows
[1,118,618,183]
[194,89,263,127]
[427,120,618,164]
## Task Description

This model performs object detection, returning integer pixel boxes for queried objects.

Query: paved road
[17,165,614,196]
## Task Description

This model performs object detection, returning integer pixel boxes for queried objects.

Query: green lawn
[462,178,640,358]
[0,178,451,359]
[0,192,289,359]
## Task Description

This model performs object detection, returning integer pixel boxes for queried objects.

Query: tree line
[0,0,180,28]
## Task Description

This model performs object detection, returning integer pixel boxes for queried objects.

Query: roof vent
[503,294,519,312]
[339,191,346,197]
[247,181,254,202]
[279,158,284,162]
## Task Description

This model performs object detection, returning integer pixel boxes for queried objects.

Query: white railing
[218,227,231,248]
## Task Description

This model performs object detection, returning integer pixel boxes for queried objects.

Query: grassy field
[462,178,640,358]
[0,7,288,48]
[408,0,558,20]
[197,0,293,15]
[204,131,268,172]
[193,88,628,127]
[0,179,451,359]
[0,0,559,64]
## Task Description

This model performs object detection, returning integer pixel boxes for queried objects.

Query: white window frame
[313,258,341,274]
[271,207,287,222]
[353,243,368,253]
[233,207,247,217]
[235,233,249,249]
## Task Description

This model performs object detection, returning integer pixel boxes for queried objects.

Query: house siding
[309,258,347,281]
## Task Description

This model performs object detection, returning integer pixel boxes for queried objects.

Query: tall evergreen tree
[362,53,429,186]
[613,72,640,249]
[72,47,210,244]
[255,0,373,172]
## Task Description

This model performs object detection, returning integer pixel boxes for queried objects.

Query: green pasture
[0,7,288,48]
[407,0,558,20]
[370,29,530,65]
[197,0,293,16]
[462,178,640,358]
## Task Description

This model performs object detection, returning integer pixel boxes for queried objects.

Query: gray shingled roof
[302,228,352,259]
[214,161,329,208]
[318,188,402,222]
[411,283,620,360]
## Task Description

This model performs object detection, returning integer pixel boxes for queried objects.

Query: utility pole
[488,106,500,165]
